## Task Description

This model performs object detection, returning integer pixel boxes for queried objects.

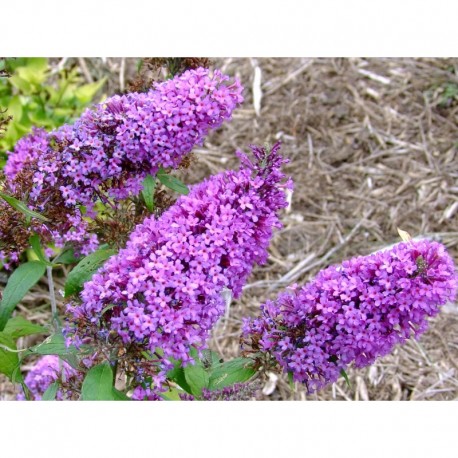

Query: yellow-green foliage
[0,58,106,166]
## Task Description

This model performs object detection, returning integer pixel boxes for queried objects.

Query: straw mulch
[1,57,457,401]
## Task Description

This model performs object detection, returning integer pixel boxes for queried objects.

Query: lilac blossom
[242,240,457,393]
[66,142,291,390]
[2,68,243,258]
[17,355,82,400]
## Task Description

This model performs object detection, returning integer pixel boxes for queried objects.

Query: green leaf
[167,364,193,394]
[7,95,23,121]
[74,78,106,104]
[17,65,47,86]
[0,332,20,381]
[42,381,59,401]
[160,387,181,401]
[18,381,30,400]
[141,174,156,212]
[112,388,130,401]
[0,261,46,331]
[29,234,52,266]
[28,109,56,127]
[208,357,256,391]
[23,58,48,73]
[1,122,30,148]
[53,107,74,118]
[287,371,295,390]
[53,247,82,265]
[9,75,32,94]
[157,169,189,195]
[81,362,115,400]
[183,361,209,398]
[30,333,77,357]
[340,369,351,388]
[64,247,116,297]
[3,316,46,339]
[25,332,81,370]
[0,191,50,222]
[101,303,119,316]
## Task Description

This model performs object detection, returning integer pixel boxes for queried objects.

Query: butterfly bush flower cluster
[17,355,83,401]
[65,143,291,391]
[0,68,243,259]
[27,68,243,205]
[242,240,457,393]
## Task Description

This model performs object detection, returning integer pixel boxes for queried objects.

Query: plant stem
[112,360,118,386]
[109,348,119,386]
[46,266,58,331]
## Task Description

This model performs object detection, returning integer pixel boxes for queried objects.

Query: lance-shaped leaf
[3,316,47,339]
[208,357,256,391]
[181,346,210,397]
[157,168,189,195]
[42,381,59,401]
[26,333,80,369]
[0,190,49,222]
[29,234,52,266]
[340,369,351,388]
[64,247,116,297]
[141,174,156,212]
[53,247,82,265]
[183,361,209,398]
[0,261,46,331]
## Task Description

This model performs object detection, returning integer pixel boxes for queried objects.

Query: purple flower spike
[2,68,243,258]
[6,67,243,208]
[242,240,457,393]
[66,142,291,388]
[17,355,82,401]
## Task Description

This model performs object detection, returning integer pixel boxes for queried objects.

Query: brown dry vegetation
[1,57,457,401]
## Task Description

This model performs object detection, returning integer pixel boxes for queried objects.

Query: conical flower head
[1,68,243,259]
[242,240,457,393]
[66,142,291,378]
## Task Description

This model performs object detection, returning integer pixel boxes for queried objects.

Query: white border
[2,1,457,455]
[1,401,457,457]
[2,0,457,56]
